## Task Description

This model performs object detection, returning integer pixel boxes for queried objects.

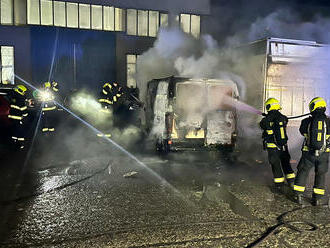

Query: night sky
[208,0,330,44]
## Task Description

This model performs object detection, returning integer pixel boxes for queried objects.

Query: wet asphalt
[0,120,330,248]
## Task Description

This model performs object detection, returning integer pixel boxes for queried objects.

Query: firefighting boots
[294,193,303,205]
[311,194,323,206]
[287,179,295,189]
[272,183,284,194]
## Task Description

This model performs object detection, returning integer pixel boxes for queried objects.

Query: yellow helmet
[44,82,51,88]
[265,98,281,111]
[103,82,111,88]
[309,97,326,112]
[14,85,27,95]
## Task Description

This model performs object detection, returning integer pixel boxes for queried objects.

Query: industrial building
[0,0,210,94]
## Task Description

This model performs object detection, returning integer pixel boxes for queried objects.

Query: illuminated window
[138,10,148,36]
[148,11,159,37]
[14,0,27,25]
[91,5,102,30]
[160,13,168,27]
[1,0,13,24]
[103,6,114,31]
[79,4,90,29]
[127,54,139,88]
[127,9,161,37]
[27,0,40,25]
[41,0,53,26]
[0,46,14,84]
[54,1,66,27]
[180,14,190,34]
[180,13,201,38]
[191,15,201,38]
[67,2,78,28]
[127,9,137,35]
[115,8,125,31]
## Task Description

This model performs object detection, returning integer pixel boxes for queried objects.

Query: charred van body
[144,77,239,152]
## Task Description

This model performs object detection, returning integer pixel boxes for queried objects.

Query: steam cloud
[69,91,141,147]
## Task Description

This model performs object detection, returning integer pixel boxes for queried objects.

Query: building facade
[0,0,210,95]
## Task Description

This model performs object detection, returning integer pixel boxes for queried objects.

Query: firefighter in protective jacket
[260,98,295,191]
[97,82,122,138]
[7,85,28,149]
[293,97,330,205]
[40,82,58,134]
[99,82,122,107]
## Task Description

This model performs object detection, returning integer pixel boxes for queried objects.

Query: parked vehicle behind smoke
[237,37,330,126]
[144,77,239,152]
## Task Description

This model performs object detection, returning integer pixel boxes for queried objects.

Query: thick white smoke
[137,28,247,104]
[70,91,141,147]
[70,91,112,126]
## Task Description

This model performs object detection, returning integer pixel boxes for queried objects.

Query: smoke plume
[69,91,141,148]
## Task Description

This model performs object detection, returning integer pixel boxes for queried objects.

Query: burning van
[144,77,239,152]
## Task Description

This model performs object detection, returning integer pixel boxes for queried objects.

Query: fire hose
[245,204,330,247]
[262,112,311,119]
[287,113,311,119]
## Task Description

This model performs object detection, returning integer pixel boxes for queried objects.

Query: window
[160,13,168,27]
[115,8,125,31]
[127,54,139,88]
[148,11,159,37]
[180,14,190,34]
[180,14,201,38]
[191,15,201,38]
[137,10,148,36]
[0,1,170,35]
[41,0,53,26]
[79,4,90,29]
[27,0,40,25]
[67,2,78,28]
[127,9,161,37]
[0,46,14,84]
[103,6,114,31]
[1,0,13,24]
[54,1,66,27]
[14,0,27,25]
[127,9,137,35]
[91,5,102,30]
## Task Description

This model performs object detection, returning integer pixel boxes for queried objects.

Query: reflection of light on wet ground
[40,176,63,192]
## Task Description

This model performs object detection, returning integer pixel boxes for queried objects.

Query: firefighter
[293,97,330,206]
[260,98,295,192]
[99,82,123,106]
[7,84,28,149]
[40,82,58,134]
[97,82,121,138]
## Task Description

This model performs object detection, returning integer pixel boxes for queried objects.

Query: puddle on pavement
[203,184,255,220]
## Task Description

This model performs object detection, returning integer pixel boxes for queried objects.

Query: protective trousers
[96,108,112,138]
[267,148,295,184]
[294,152,329,199]
[10,120,25,148]
[42,110,56,133]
